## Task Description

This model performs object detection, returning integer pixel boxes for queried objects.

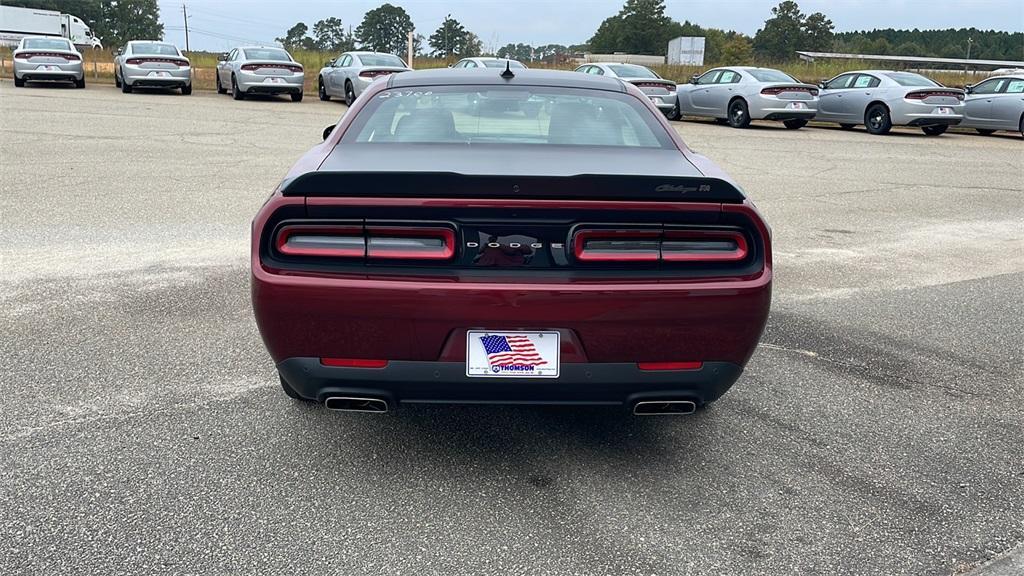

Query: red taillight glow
[275,224,455,261]
[572,228,749,263]
[906,90,964,101]
[638,362,703,371]
[320,358,388,368]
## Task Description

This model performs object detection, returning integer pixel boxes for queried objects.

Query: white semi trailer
[0,6,102,49]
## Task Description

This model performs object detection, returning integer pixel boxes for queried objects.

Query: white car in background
[575,62,678,119]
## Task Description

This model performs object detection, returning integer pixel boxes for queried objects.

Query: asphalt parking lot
[1,81,1022,575]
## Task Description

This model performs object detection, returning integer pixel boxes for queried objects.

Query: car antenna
[501,60,515,79]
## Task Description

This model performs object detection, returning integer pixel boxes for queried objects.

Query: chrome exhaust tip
[632,400,698,416]
[324,396,389,413]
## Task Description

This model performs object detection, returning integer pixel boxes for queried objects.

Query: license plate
[263,77,286,84]
[466,331,560,378]
[36,65,59,71]
[146,71,171,78]
[788,101,806,109]
[934,107,953,115]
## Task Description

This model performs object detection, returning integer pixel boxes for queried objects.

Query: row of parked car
[10,35,1023,138]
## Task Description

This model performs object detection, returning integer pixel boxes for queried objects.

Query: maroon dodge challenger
[252,68,772,415]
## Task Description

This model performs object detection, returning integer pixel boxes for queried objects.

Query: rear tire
[14,76,25,87]
[864,104,892,135]
[75,76,85,89]
[666,102,681,121]
[783,118,807,130]
[344,80,355,106]
[839,123,856,130]
[114,70,121,88]
[921,124,947,136]
[318,77,329,101]
[975,129,996,136]
[727,99,751,128]
[181,83,192,95]
[231,74,244,100]
[216,73,226,94]
[121,77,132,93]
[291,91,303,102]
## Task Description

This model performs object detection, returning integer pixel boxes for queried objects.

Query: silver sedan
[452,57,527,69]
[216,46,304,102]
[12,36,84,88]
[575,62,677,118]
[961,75,1024,138]
[114,41,192,94]
[317,51,410,105]
[816,70,964,136]
[676,66,818,129]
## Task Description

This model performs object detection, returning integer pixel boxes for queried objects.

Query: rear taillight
[275,224,455,261]
[125,58,141,65]
[16,51,78,60]
[661,229,748,262]
[358,70,393,80]
[276,225,364,257]
[241,64,258,71]
[906,91,964,101]
[242,63,302,72]
[573,229,661,262]
[175,59,189,67]
[572,228,749,263]
[366,226,455,260]
[761,86,817,96]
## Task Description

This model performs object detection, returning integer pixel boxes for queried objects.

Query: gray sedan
[452,57,527,69]
[816,70,964,136]
[575,62,678,118]
[676,66,818,129]
[12,36,84,88]
[961,75,1024,138]
[317,51,410,105]
[114,41,192,94]
[216,46,304,101]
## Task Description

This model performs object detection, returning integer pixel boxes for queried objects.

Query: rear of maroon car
[252,70,772,415]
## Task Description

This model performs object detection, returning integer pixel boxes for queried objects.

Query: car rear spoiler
[280,172,748,203]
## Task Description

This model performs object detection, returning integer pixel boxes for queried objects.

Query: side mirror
[447,64,453,68]
[322,124,336,141]
[115,48,122,56]
[690,74,699,84]
[218,52,228,62]
[325,59,334,67]
[965,85,974,94]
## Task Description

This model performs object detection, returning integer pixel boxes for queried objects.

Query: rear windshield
[243,48,291,61]
[884,72,938,87]
[359,54,405,67]
[132,43,180,56]
[342,86,671,149]
[607,64,657,78]
[481,59,526,69]
[747,68,797,83]
[23,38,72,51]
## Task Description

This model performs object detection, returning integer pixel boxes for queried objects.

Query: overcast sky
[157,0,1024,52]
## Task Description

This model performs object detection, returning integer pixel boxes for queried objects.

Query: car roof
[128,40,173,45]
[348,51,398,56]
[237,46,288,51]
[388,68,627,91]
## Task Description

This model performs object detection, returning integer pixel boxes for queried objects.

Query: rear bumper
[13,62,83,81]
[124,67,191,87]
[278,357,744,407]
[237,71,304,93]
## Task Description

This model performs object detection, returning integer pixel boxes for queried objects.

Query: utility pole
[407,30,413,69]
[182,3,190,52]
[444,13,451,65]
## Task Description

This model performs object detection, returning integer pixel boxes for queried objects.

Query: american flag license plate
[466,331,560,378]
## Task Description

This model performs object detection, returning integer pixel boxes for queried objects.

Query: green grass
[0,47,974,91]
